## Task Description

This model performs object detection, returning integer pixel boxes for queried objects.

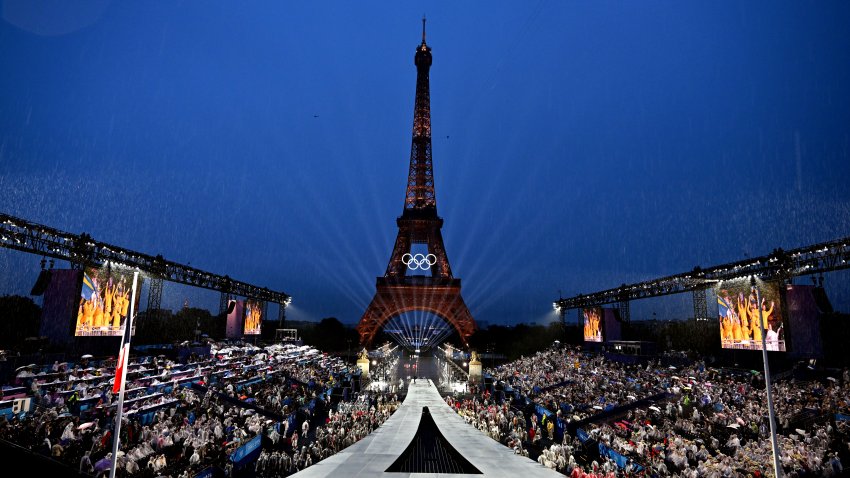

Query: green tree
[0,295,41,349]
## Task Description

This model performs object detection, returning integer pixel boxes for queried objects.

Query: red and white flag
[113,315,133,393]
[108,269,138,478]
[112,271,138,394]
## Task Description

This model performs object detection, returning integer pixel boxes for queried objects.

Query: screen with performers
[716,280,786,352]
[583,307,603,342]
[243,300,262,335]
[75,266,143,337]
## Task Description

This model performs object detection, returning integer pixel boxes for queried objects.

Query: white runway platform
[291,379,562,477]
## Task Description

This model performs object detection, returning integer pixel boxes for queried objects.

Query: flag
[81,273,96,301]
[112,271,138,394]
[108,270,137,478]
[113,319,132,394]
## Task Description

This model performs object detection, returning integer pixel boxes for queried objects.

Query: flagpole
[752,276,782,478]
[109,269,138,478]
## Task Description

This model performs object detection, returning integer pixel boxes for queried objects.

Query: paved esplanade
[292,380,562,477]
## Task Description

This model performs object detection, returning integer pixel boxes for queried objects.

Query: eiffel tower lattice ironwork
[357,19,476,348]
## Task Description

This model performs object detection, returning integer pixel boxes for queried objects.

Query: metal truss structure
[555,237,850,312]
[146,276,164,318]
[358,20,476,349]
[617,299,631,324]
[692,288,708,321]
[0,213,290,306]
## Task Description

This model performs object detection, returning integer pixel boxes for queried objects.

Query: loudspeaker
[226,300,236,314]
[30,270,52,296]
[812,287,833,314]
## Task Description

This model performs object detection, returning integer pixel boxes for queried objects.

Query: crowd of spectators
[254,391,399,476]
[449,394,532,455]
[452,345,850,477]
[0,342,402,477]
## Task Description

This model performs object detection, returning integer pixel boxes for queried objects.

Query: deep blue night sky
[1,1,849,326]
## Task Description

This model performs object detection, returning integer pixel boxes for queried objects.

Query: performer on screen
[246,304,261,332]
[583,309,601,341]
[112,281,123,328]
[717,290,734,342]
[78,298,95,329]
[760,298,775,329]
[112,281,126,328]
[766,323,782,351]
[119,280,130,320]
[730,308,743,341]
[748,296,775,345]
[104,281,114,324]
[93,289,104,328]
[737,292,751,341]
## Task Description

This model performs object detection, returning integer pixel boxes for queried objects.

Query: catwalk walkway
[292,380,561,477]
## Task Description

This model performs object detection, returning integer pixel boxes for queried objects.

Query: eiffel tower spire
[405,15,435,210]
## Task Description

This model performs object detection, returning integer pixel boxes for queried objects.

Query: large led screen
[716,280,785,351]
[75,266,143,336]
[583,307,603,342]
[243,300,262,335]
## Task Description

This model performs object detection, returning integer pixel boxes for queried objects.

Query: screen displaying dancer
[243,299,263,335]
[717,281,785,351]
[75,266,143,337]
[583,307,603,342]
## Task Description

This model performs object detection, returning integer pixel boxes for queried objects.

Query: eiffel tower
[357,19,476,349]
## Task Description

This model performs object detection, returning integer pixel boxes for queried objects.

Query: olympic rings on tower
[401,253,437,270]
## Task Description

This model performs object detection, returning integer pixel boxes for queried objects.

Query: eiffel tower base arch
[357,277,475,348]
